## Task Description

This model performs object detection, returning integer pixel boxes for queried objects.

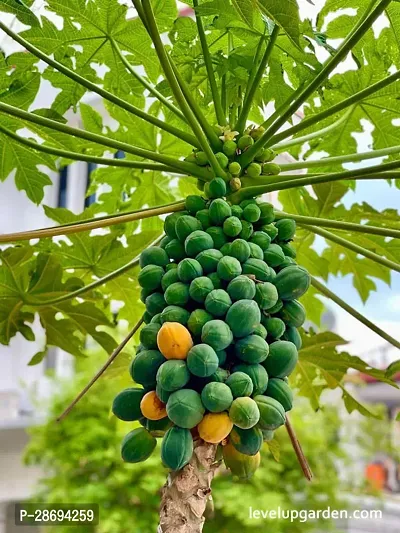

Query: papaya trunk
[158,440,218,533]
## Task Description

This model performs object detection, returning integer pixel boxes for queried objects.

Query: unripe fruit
[250,126,265,141]
[197,179,205,191]
[237,135,254,151]
[223,140,238,157]
[228,162,242,176]
[208,177,227,199]
[262,163,281,175]
[255,148,275,163]
[215,152,229,169]
[196,151,209,166]
[185,152,197,163]
[229,177,241,192]
[246,163,262,178]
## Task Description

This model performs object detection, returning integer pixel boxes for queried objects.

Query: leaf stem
[234,158,400,201]
[0,201,185,243]
[28,235,163,306]
[0,102,210,179]
[193,0,226,126]
[56,318,144,422]
[141,0,226,177]
[280,144,400,171]
[109,37,186,122]
[240,0,392,166]
[275,211,400,239]
[304,225,400,273]
[0,21,198,148]
[285,416,313,481]
[269,70,400,148]
[0,124,185,173]
[235,25,279,133]
[310,277,400,350]
[271,108,355,152]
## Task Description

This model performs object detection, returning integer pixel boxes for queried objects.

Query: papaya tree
[0,0,399,532]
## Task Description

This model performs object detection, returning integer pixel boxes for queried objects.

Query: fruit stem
[310,277,400,350]
[0,202,185,243]
[0,102,209,179]
[285,416,313,481]
[275,211,400,239]
[235,25,279,133]
[194,0,226,126]
[303,225,400,273]
[0,124,185,174]
[240,0,392,166]
[0,20,197,147]
[56,318,144,422]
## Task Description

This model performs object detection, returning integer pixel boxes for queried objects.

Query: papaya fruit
[161,268,180,291]
[273,265,310,300]
[157,321,193,359]
[263,317,286,339]
[227,275,256,301]
[243,203,261,223]
[196,209,211,229]
[198,412,233,443]
[253,323,268,339]
[229,239,251,263]
[185,195,207,215]
[189,276,214,303]
[254,395,286,430]
[145,292,166,316]
[175,215,202,242]
[165,238,186,261]
[112,387,145,421]
[217,256,242,281]
[266,378,293,411]
[139,323,161,350]
[140,390,168,420]
[161,426,193,470]
[138,264,164,290]
[143,416,172,438]
[160,305,190,326]
[223,216,242,237]
[185,230,214,257]
[260,223,278,240]
[200,382,233,412]
[156,360,190,392]
[258,202,275,225]
[187,309,213,337]
[239,220,253,240]
[121,427,157,463]
[250,231,271,251]
[196,248,223,273]
[220,242,232,256]
[209,198,232,225]
[177,258,203,282]
[130,350,165,388]
[164,211,186,239]
[208,177,227,198]
[205,289,232,317]
[207,272,223,289]
[226,371,254,398]
[139,246,169,268]
[166,389,205,428]
[234,334,269,364]
[230,426,263,456]
[261,428,275,441]
[206,226,228,249]
[187,344,219,377]
[226,299,261,338]
[280,242,296,259]
[279,299,306,328]
[229,397,260,429]
[275,218,296,241]
[263,244,285,267]
[164,282,190,306]
[242,258,271,282]
[201,319,233,351]
[223,442,260,479]
[232,363,269,396]
[254,282,279,310]
[282,325,302,350]
[263,340,298,378]
[156,382,172,404]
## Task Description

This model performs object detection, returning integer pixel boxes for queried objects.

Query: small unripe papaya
[196,151,209,166]
[223,140,238,157]
[215,152,229,169]
[228,162,242,176]
[246,163,262,178]
[255,148,275,163]
[262,163,281,175]
[237,135,254,151]
[229,178,242,192]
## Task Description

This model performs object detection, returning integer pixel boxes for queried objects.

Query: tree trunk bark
[158,439,218,533]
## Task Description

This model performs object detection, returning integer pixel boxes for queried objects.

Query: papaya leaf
[27,350,47,366]
[386,359,400,378]
[0,0,39,26]
[256,0,301,46]
[266,439,280,462]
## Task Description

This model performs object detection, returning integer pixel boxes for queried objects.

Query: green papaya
[112,388,145,421]
[121,427,157,463]
[161,426,193,470]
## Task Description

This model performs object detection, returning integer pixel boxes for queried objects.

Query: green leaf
[386,359,400,378]
[266,438,280,462]
[295,331,395,417]
[0,0,39,26]
[27,350,47,366]
[257,0,300,46]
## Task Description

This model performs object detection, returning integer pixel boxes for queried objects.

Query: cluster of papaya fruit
[186,126,281,195]
[112,190,310,479]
